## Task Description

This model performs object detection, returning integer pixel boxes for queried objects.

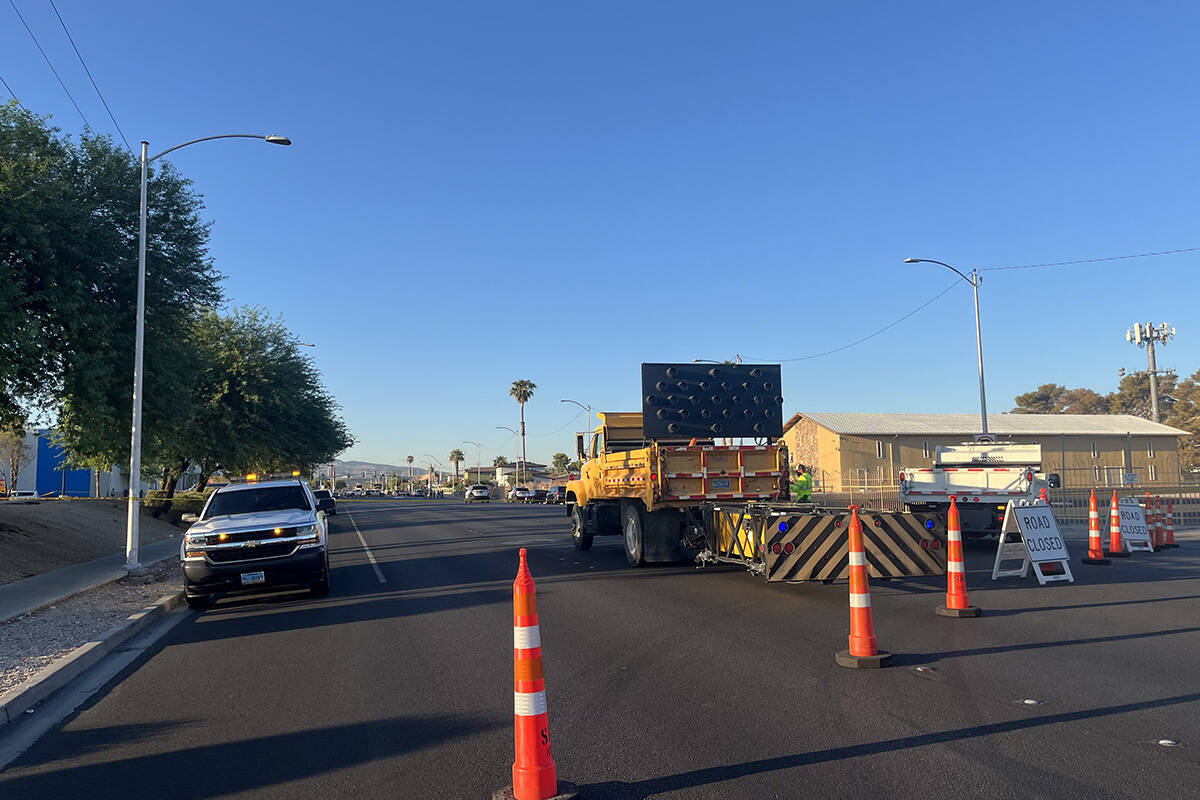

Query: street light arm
[150,133,291,162]
[905,257,975,286]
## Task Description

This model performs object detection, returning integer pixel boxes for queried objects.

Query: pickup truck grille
[199,527,297,546]
[206,542,299,563]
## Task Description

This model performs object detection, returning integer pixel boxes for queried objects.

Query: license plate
[712,478,731,489]
[240,571,265,586]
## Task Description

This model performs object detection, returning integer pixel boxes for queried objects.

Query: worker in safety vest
[791,465,813,502]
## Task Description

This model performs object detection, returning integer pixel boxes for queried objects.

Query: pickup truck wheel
[622,504,645,567]
[571,505,592,551]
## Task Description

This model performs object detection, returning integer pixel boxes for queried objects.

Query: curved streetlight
[423,454,443,496]
[125,133,291,572]
[692,356,743,365]
[559,398,593,439]
[463,440,482,485]
[904,257,988,435]
[496,426,521,486]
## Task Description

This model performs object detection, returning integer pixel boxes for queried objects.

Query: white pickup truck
[899,443,1059,537]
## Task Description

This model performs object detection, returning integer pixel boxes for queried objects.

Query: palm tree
[449,448,465,485]
[509,379,536,485]
[406,455,414,481]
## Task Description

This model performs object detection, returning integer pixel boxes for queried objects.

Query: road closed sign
[1012,505,1069,564]
[993,500,1074,584]
[1118,498,1153,552]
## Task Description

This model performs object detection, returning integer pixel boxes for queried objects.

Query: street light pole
[463,440,481,484]
[559,399,592,442]
[497,426,519,489]
[125,133,291,572]
[905,257,989,436]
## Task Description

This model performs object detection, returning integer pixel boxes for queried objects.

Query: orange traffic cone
[1107,490,1129,558]
[836,506,892,668]
[495,550,577,800]
[1164,501,1178,548]
[1081,490,1111,565]
[937,497,980,617]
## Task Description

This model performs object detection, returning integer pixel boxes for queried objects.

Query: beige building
[780,413,1188,491]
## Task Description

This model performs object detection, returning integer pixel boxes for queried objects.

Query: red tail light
[772,543,782,554]
[783,542,794,554]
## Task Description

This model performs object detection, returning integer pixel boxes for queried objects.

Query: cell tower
[1125,322,1175,423]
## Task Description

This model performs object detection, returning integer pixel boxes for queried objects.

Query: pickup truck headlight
[296,523,320,545]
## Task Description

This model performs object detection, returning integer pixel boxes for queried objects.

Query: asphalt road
[3,499,1200,799]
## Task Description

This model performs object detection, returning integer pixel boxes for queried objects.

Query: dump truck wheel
[571,505,593,551]
[622,504,645,566]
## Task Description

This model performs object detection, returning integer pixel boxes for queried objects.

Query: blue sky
[5,2,1199,467]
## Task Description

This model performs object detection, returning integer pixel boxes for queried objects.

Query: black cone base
[1105,550,1130,558]
[936,605,981,617]
[493,782,579,800]
[836,649,892,669]
[1081,556,1112,565]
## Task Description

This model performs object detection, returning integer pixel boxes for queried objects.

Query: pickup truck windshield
[204,486,311,518]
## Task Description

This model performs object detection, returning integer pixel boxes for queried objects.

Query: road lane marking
[345,509,387,584]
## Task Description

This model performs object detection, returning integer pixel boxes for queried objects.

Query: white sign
[1118,498,1153,552]
[1122,473,1139,485]
[992,500,1074,584]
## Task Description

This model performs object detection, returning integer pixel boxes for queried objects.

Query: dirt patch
[0,499,181,585]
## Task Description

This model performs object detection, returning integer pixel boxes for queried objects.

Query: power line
[981,246,1200,272]
[8,0,91,130]
[745,280,960,363]
[0,73,24,108]
[48,0,131,152]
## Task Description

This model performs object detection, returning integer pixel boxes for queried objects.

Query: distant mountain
[327,460,451,480]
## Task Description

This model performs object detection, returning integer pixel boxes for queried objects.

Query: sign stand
[991,500,1074,585]
[1118,497,1154,553]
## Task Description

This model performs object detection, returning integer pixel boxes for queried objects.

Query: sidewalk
[0,537,180,623]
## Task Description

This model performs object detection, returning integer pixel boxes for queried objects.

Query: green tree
[406,455,414,479]
[1012,384,1067,414]
[1108,371,1177,420]
[494,455,509,467]
[448,448,465,485]
[509,379,536,484]
[1166,369,1200,473]
[1,104,220,441]
[551,452,570,475]
[1060,387,1109,415]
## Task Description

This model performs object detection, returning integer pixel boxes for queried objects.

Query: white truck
[899,443,1060,537]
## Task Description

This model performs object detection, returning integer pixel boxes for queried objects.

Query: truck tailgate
[660,445,782,501]
[902,467,1031,500]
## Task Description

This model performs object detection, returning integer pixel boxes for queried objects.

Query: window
[1149,463,1158,481]
[922,441,930,459]
[1147,440,1155,459]
[1093,466,1101,482]
[876,440,885,459]
[1091,441,1098,459]
[204,485,311,518]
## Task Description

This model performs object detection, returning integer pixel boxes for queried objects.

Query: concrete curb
[0,591,184,726]
[0,545,179,624]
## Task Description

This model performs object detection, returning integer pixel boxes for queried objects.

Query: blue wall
[35,432,91,497]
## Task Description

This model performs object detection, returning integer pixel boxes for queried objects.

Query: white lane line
[345,510,387,584]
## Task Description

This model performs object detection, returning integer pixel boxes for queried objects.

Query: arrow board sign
[992,500,1074,585]
[1118,498,1154,552]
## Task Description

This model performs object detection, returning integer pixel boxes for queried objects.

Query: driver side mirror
[1047,473,1061,489]
[180,513,199,523]
[576,433,585,462]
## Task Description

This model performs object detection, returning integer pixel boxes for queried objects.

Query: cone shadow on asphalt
[886,624,1200,667]
[0,715,503,797]
[572,692,1200,800]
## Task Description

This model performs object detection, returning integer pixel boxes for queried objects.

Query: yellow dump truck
[566,364,948,581]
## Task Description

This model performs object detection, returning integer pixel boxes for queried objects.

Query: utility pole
[1125,322,1176,423]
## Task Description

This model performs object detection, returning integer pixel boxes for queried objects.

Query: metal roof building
[780,413,1187,493]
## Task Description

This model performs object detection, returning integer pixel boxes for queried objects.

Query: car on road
[312,489,337,516]
[545,486,567,504]
[530,489,549,503]
[7,490,39,500]
[180,478,330,609]
[464,484,491,502]
[508,486,534,502]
